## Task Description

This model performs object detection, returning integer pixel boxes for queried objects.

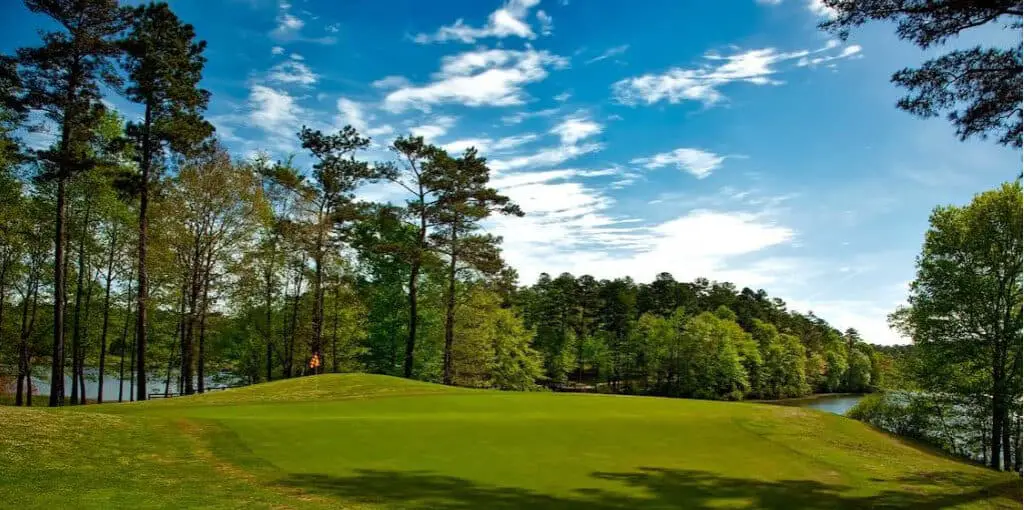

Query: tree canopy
[821,0,1023,147]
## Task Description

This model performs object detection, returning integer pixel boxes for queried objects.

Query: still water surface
[787,394,864,415]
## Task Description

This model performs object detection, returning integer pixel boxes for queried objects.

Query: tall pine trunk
[182,236,202,395]
[15,284,30,406]
[117,269,134,403]
[0,254,9,361]
[442,228,457,386]
[404,191,428,379]
[264,261,274,382]
[49,176,67,407]
[135,103,152,402]
[97,228,118,403]
[128,318,136,402]
[16,278,39,406]
[404,261,420,378]
[174,278,187,395]
[197,249,213,393]
[72,198,90,405]
[77,271,95,404]
[332,281,340,373]
[1003,411,1012,471]
[284,258,305,379]
[311,216,326,374]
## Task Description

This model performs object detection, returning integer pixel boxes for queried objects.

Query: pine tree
[297,125,379,374]
[121,1,212,400]
[16,0,125,407]
[428,148,522,385]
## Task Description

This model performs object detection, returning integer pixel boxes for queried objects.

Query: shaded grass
[2,374,1019,509]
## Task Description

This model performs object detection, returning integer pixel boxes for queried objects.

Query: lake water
[786,394,864,416]
[20,366,242,401]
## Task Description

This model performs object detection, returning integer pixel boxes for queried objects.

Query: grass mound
[2,374,1020,509]
[111,373,464,409]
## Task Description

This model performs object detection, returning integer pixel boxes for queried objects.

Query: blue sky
[2,0,1020,344]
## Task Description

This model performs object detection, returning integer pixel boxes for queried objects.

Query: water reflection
[25,367,242,400]
[782,394,864,416]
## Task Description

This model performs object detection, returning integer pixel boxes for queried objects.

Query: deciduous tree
[891,181,1022,470]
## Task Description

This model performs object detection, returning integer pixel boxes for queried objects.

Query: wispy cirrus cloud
[631,147,731,179]
[585,44,629,65]
[335,98,394,138]
[382,48,568,113]
[612,41,859,106]
[267,57,319,86]
[550,112,602,145]
[269,0,336,44]
[501,107,560,125]
[489,112,604,171]
[413,0,547,44]
[410,115,458,142]
[442,133,539,155]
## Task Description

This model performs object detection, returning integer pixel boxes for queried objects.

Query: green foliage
[451,286,542,390]
[820,0,1022,147]
[890,181,1022,469]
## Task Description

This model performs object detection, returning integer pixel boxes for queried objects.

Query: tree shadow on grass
[278,467,1019,509]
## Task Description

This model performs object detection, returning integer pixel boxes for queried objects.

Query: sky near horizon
[1,0,1020,345]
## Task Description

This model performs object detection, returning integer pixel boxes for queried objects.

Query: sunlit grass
[2,374,1019,509]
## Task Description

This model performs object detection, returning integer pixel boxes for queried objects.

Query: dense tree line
[0,0,889,407]
[516,272,882,400]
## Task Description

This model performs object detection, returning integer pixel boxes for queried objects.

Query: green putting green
[1,374,1019,508]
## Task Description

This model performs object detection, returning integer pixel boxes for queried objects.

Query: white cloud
[270,2,336,44]
[787,298,905,345]
[553,91,572,102]
[410,115,457,141]
[493,133,538,150]
[249,85,303,135]
[267,59,318,86]
[336,97,394,138]
[490,142,602,171]
[550,113,602,145]
[585,44,629,65]
[612,42,859,106]
[225,85,308,152]
[271,46,285,55]
[631,148,729,179]
[414,0,543,44]
[272,12,304,38]
[383,48,568,112]
[336,98,367,132]
[325,22,340,33]
[797,44,861,67]
[501,107,560,125]
[490,168,796,287]
[443,138,492,154]
[536,9,553,36]
[755,0,782,5]
[442,133,539,155]
[807,0,838,18]
[372,75,412,90]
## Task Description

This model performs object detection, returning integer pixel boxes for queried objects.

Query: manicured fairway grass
[1,374,1020,509]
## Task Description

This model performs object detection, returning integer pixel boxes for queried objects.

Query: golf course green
[1,374,1019,509]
